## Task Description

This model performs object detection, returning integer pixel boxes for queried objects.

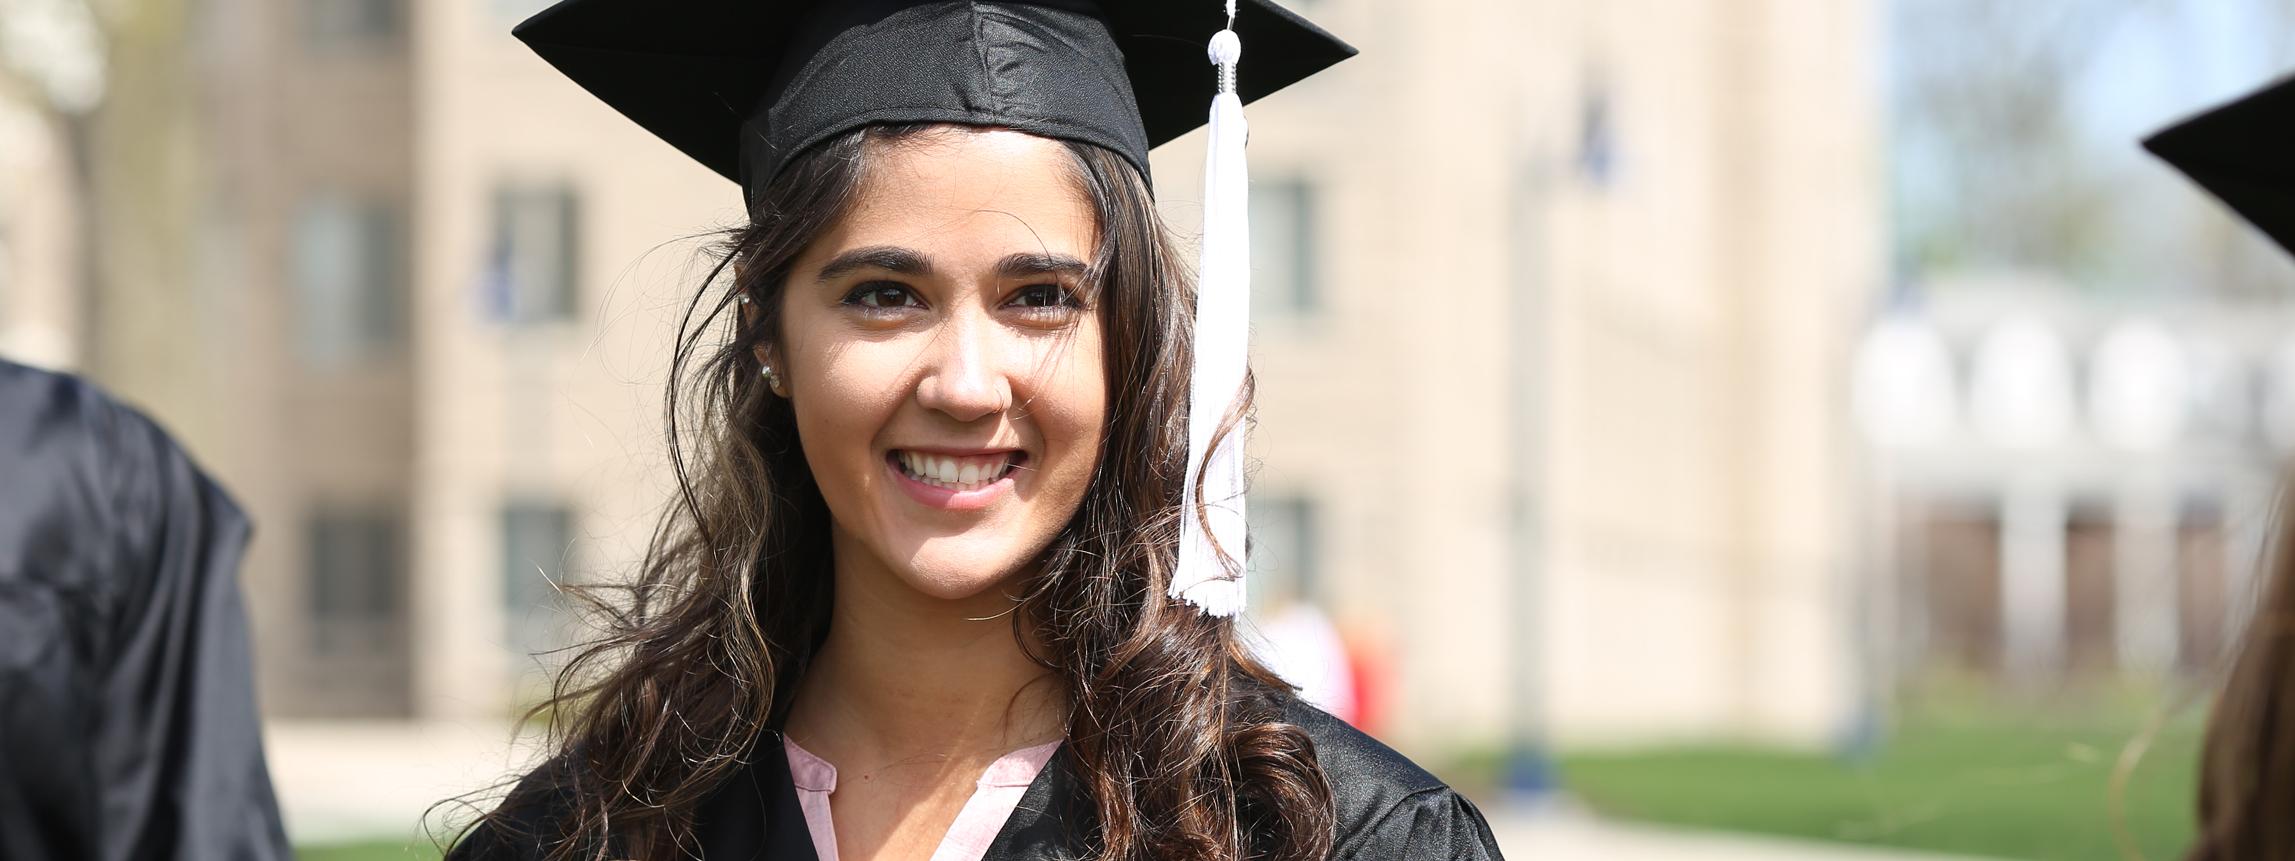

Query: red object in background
[1339,625,1393,737]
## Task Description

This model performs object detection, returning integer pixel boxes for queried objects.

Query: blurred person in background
[0,359,292,861]
[449,1,1503,860]
[2147,75,2295,861]
[1253,598,1359,725]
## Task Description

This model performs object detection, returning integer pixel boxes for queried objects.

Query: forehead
[829,127,1099,260]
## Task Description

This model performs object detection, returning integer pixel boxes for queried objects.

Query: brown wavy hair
[453,123,1334,861]
[2188,483,2295,860]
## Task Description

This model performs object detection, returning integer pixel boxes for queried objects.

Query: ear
[736,290,786,395]
[753,342,789,398]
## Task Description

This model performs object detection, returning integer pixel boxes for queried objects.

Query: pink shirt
[782,736,1063,861]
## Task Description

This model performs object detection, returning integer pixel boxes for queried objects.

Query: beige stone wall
[124,0,428,717]
[1534,0,1880,746]
[405,0,737,719]
[1152,0,1879,751]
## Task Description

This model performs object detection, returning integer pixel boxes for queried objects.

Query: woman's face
[770,127,1106,604]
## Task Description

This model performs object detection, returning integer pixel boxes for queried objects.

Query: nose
[914,310,1012,422]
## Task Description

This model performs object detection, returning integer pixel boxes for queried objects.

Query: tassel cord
[1172,19,1251,617]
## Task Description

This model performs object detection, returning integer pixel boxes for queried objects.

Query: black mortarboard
[513,0,1354,203]
[2145,75,2295,258]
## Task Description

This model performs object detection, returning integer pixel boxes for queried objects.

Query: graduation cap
[513,0,1353,201]
[514,0,1356,616]
[2145,75,2295,258]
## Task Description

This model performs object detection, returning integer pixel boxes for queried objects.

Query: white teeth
[896,451,1017,492]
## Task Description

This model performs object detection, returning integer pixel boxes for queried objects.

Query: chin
[897,559,1027,603]
[884,531,1035,598]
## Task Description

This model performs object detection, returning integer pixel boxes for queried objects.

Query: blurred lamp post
[1501,135,1556,802]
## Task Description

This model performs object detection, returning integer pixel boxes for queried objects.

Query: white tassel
[1174,15,1250,617]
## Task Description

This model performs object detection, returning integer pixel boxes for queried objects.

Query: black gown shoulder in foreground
[0,360,292,861]
[451,696,1505,861]
[1281,700,1507,861]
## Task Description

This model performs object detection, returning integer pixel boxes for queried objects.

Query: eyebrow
[997,252,1091,281]
[815,247,1091,284]
[816,245,936,282]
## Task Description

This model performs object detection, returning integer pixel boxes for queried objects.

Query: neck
[785,534,1066,766]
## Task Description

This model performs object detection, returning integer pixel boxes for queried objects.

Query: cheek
[787,343,909,471]
[1033,334,1108,476]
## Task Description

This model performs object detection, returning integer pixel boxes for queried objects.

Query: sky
[2071,0,2286,145]
[1888,0,2295,296]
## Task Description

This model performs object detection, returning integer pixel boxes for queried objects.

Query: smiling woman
[445,2,1503,861]
[768,129,1108,606]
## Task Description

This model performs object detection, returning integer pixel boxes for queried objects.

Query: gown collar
[692,732,1091,861]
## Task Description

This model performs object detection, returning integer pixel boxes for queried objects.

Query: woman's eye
[842,282,921,310]
[1010,283,1081,311]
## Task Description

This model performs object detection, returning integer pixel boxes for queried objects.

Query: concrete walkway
[267,720,548,847]
[269,721,1999,860]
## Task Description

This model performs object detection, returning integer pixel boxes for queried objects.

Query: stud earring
[760,362,782,394]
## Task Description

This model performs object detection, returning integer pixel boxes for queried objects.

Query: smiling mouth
[891,450,1025,493]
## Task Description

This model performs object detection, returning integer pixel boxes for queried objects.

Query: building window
[293,194,404,366]
[1247,494,1322,607]
[306,511,405,654]
[502,501,575,653]
[484,184,581,325]
[1251,177,1320,317]
[303,0,402,48]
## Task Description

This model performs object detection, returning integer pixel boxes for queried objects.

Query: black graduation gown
[454,698,1506,860]
[0,361,293,861]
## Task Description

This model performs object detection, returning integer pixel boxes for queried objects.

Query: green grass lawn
[1556,698,2205,861]
[297,840,444,861]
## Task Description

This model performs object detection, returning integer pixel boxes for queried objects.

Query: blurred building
[150,0,739,719]
[1222,0,1882,749]
[1855,275,2285,689]
[0,95,80,369]
[28,0,1883,764]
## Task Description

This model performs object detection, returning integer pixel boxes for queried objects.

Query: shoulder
[0,360,246,602]
[1281,700,1507,860]
[0,360,235,527]
[0,359,174,472]
[446,755,585,861]
[1282,699,1445,814]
